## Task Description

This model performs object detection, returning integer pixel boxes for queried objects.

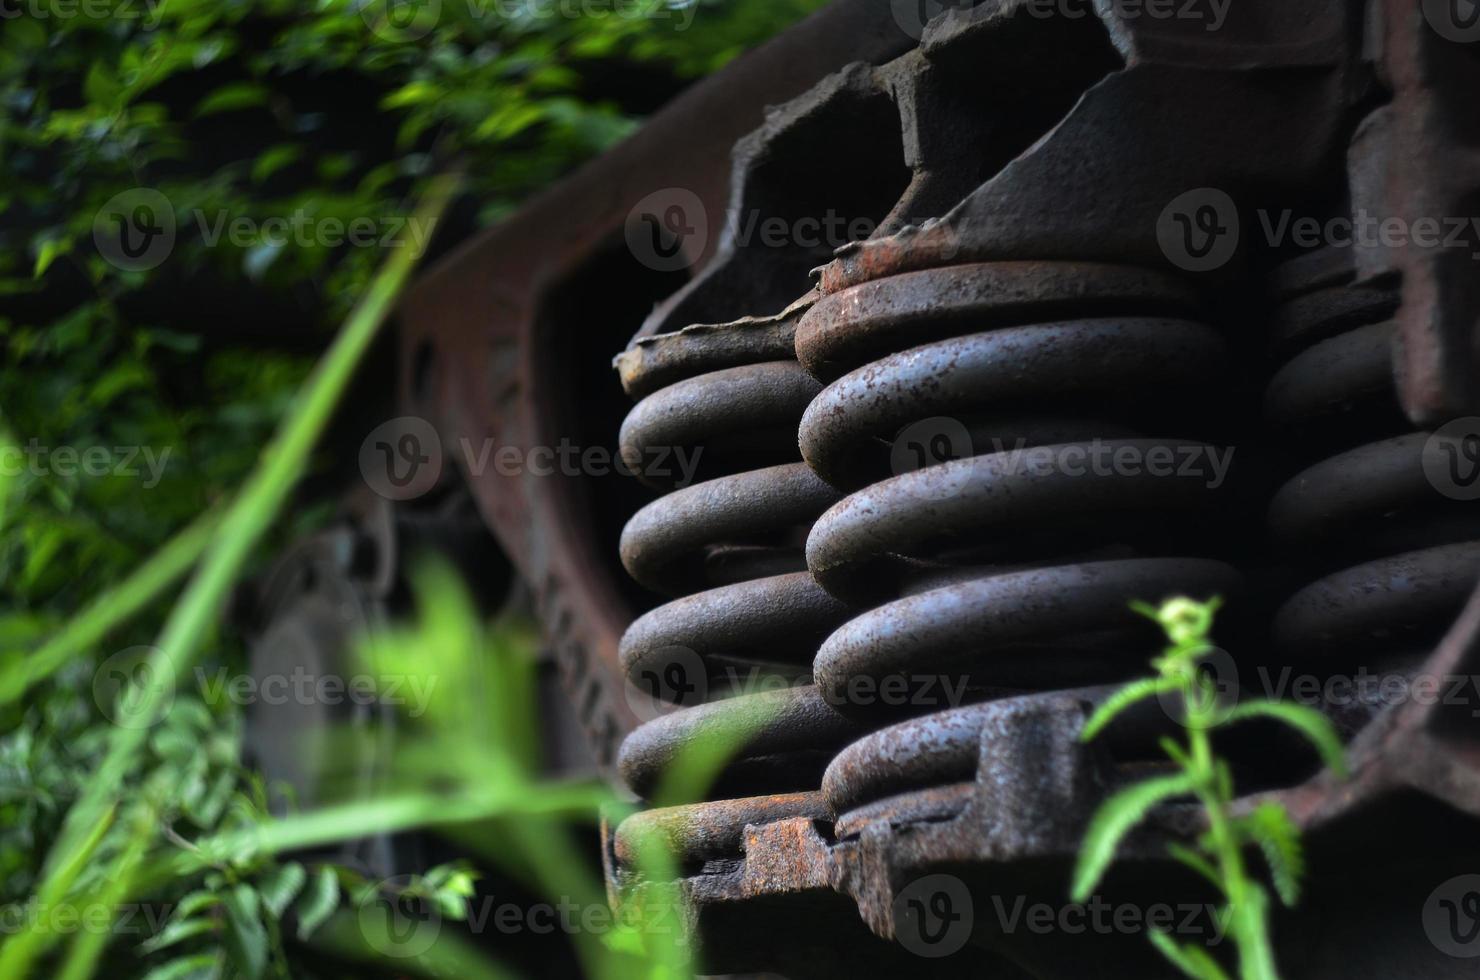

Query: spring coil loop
[794,261,1247,814]
[1266,248,1480,664]
[613,299,865,806]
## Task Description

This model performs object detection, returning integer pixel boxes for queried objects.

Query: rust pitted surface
[795,261,1200,381]
[614,293,816,399]
[617,684,866,800]
[811,558,1242,705]
[1270,281,1401,354]
[1269,243,1358,300]
[1267,433,1450,546]
[611,791,829,869]
[830,781,975,839]
[822,704,1002,815]
[1263,320,1397,426]
[619,571,850,677]
[1273,542,1480,655]
[618,360,820,489]
[804,440,1234,602]
[798,317,1228,490]
[619,462,840,596]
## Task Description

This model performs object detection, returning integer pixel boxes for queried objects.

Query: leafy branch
[1071,597,1348,980]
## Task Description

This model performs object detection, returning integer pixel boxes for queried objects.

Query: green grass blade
[17,172,462,979]
[0,803,117,977]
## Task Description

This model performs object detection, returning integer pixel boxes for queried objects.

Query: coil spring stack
[1266,246,1480,722]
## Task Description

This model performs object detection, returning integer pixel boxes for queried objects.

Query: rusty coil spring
[1266,247,1480,668]
[613,299,867,826]
[789,260,1247,816]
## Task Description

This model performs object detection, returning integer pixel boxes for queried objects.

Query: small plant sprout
[1071,597,1349,980]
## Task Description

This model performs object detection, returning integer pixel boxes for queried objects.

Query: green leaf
[140,953,223,980]
[168,890,223,923]
[1072,773,1196,901]
[1241,802,1304,906]
[194,84,268,117]
[293,866,340,940]
[139,918,216,954]
[258,861,307,918]
[1166,842,1222,892]
[251,145,300,184]
[84,63,119,106]
[1081,677,1173,742]
[1226,701,1347,777]
[33,238,71,279]
[1148,929,1233,980]
[220,885,268,980]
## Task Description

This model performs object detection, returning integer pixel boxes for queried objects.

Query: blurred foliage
[0,1,827,976]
